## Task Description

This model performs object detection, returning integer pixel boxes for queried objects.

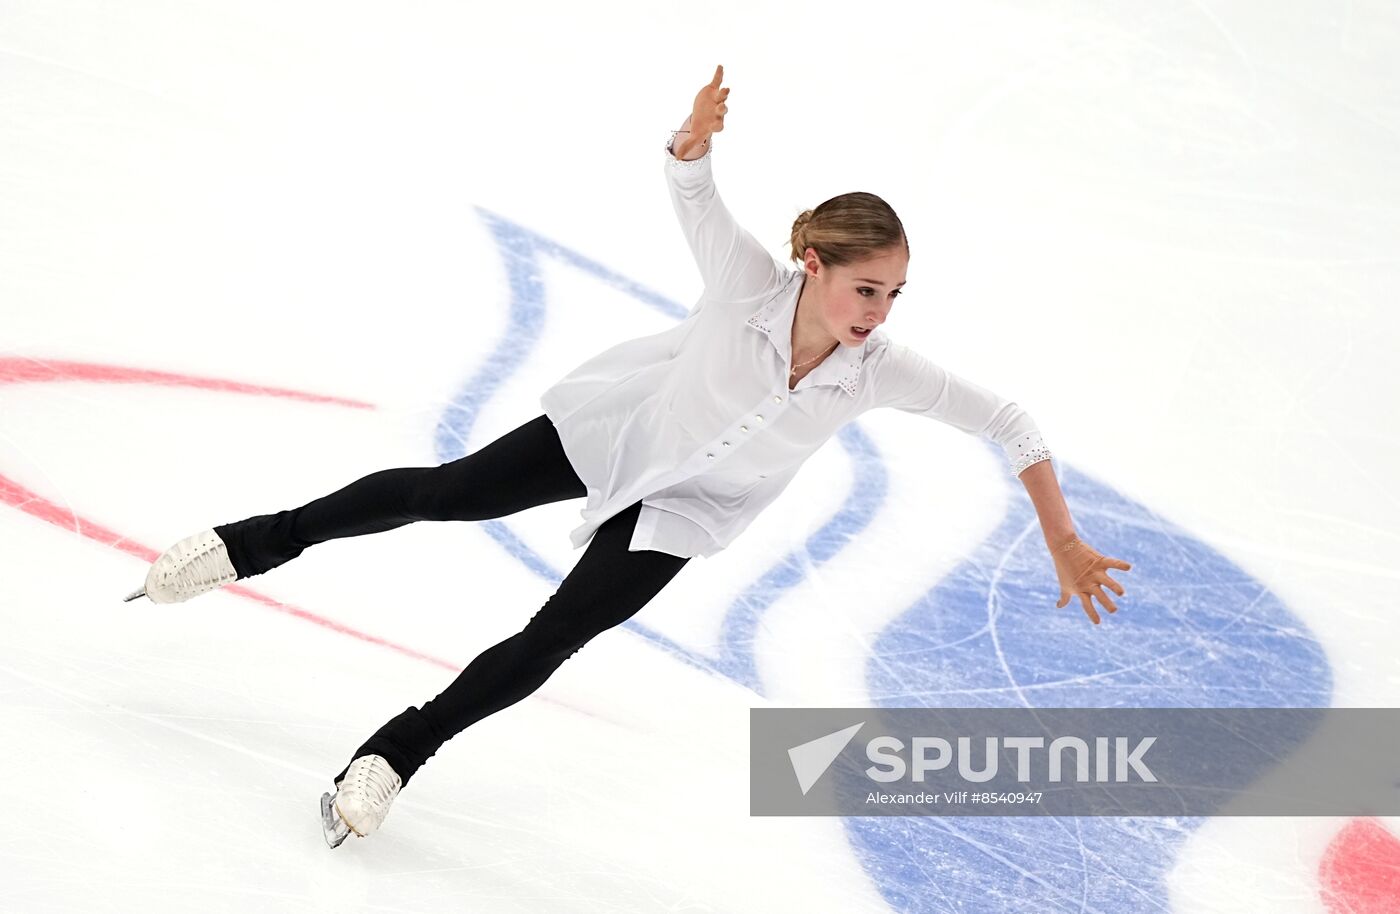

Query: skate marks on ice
[456,211,1369,912]
[0,356,469,671]
[0,355,651,736]
[846,460,1334,912]
[0,195,1370,914]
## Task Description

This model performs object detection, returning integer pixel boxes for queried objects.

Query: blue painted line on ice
[707,423,887,692]
[436,207,879,689]
[438,206,1336,912]
[845,457,1332,912]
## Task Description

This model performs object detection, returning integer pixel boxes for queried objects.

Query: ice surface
[2,1,1398,911]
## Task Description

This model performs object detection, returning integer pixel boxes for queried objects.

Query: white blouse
[539,135,1052,559]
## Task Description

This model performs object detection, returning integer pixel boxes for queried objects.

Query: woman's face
[803,245,908,347]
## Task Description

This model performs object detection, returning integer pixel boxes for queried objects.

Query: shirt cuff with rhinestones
[666,129,712,170]
[1008,430,1053,476]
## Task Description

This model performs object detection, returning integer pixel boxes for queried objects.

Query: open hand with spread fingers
[1052,536,1133,625]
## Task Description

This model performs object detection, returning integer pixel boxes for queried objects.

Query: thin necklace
[789,340,839,380]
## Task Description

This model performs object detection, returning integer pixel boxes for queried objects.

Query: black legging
[212,415,690,788]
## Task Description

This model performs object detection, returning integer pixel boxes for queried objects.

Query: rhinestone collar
[745,272,866,397]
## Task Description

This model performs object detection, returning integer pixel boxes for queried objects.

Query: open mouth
[851,326,872,339]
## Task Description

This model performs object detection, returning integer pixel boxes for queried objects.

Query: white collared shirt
[539,137,1052,559]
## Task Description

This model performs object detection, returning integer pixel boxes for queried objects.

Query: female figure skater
[124,65,1132,848]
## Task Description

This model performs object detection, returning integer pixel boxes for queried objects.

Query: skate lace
[353,757,400,813]
[173,539,234,594]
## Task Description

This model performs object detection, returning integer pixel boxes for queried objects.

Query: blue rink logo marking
[851,462,1331,911]
[444,211,1334,912]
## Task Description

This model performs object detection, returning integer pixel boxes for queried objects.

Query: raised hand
[689,64,730,138]
[1052,537,1132,625]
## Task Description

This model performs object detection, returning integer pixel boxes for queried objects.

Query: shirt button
[756,415,764,422]
[722,441,730,447]
[772,395,783,403]
[740,425,748,432]
[758,474,768,479]
[706,453,715,459]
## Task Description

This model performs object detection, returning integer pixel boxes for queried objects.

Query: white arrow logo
[788,722,866,795]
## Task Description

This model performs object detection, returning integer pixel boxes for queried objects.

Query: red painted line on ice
[0,357,375,408]
[1320,817,1400,912]
[0,358,438,660]
[1,357,635,729]
[0,470,459,671]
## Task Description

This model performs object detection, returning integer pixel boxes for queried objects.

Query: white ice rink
[3,1,1399,911]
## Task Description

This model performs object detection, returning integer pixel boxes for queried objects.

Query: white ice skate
[320,754,402,848]
[123,528,238,604]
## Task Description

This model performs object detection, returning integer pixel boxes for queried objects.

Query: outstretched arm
[1018,458,1132,626]
[879,342,1133,625]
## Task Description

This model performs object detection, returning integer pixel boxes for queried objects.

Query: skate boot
[320,754,402,848]
[123,528,239,604]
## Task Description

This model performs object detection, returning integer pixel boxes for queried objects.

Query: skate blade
[320,791,351,849]
[122,587,147,603]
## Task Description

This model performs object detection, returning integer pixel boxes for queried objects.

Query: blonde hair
[789,192,908,266]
